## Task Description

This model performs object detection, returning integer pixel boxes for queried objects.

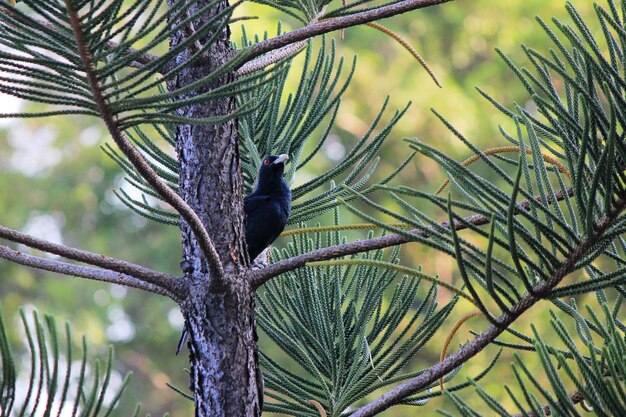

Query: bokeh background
[0,0,602,415]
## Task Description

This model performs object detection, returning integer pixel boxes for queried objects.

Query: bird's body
[242,154,291,412]
[176,154,290,356]
[244,154,291,262]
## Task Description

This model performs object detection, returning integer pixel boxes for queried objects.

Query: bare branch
[0,224,178,288]
[0,245,178,300]
[65,2,225,282]
[348,195,626,417]
[241,0,451,66]
[251,187,574,289]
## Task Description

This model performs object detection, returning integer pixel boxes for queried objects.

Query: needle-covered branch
[0,4,160,70]
[235,41,307,76]
[251,187,574,288]
[64,1,225,282]
[2,0,447,79]
[242,0,451,66]
[2,0,446,81]
[0,224,177,288]
[349,196,626,417]
[0,245,178,299]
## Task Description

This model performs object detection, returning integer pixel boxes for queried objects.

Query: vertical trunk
[166,1,260,415]
[182,281,260,416]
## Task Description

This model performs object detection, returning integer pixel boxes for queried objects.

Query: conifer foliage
[1,0,626,416]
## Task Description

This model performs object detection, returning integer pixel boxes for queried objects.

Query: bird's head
[256,154,289,192]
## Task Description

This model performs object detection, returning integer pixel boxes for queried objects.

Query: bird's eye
[263,159,270,166]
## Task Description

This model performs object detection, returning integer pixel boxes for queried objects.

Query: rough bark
[166,1,260,415]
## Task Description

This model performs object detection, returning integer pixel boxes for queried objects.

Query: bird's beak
[272,154,289,165]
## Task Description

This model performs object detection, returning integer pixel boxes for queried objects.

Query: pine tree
[1,0,626,416]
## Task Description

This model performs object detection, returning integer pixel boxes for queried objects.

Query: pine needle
[308,259,476,305]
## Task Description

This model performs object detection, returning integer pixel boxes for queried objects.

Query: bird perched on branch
[244,153,291,262]
[177,154,290,355]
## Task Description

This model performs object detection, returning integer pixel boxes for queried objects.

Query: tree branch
[0,224,178,290]
[241,0,451,66]
[349,195,626,417]
[3,0,449,77]
[2,0,448,78]
[235,41,306,76]
[234,7,326,77]
[3,1,225,281]
[65,1,225,282]
[0,4,160,70]
[0,245,178,300]
[251,187,574,289]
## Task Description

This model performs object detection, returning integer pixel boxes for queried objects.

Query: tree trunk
[166,1,261,415]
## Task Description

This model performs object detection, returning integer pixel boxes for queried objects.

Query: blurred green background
[0,0,603,415]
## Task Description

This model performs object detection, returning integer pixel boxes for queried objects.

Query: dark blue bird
[244,154,291,262]
[176,154,290,355]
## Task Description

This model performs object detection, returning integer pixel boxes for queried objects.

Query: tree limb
[3,0,449,77]
[241,0,451,66]
[0,4,160,70]
[0,224,178,289]
[65,1,225,282]
[3,1,225,281]
[2,0,447,79]
[348,195,626,417]
[235,40,306,77]
[251,187,574,289]
[234,7,325,77]
[0,245,178,300]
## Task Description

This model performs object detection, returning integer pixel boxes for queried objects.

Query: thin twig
[0,245,177,299]
[0,224,178,290]
[349,196,626,417]
[365,21,441,87]
[242,0,451,66]
[65,1,225,282]
[251,187,574,288]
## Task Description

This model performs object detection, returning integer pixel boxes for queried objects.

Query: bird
[176,154,291,355]
[244,153,291,262]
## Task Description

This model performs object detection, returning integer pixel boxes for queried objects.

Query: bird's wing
[244,194,270,214]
